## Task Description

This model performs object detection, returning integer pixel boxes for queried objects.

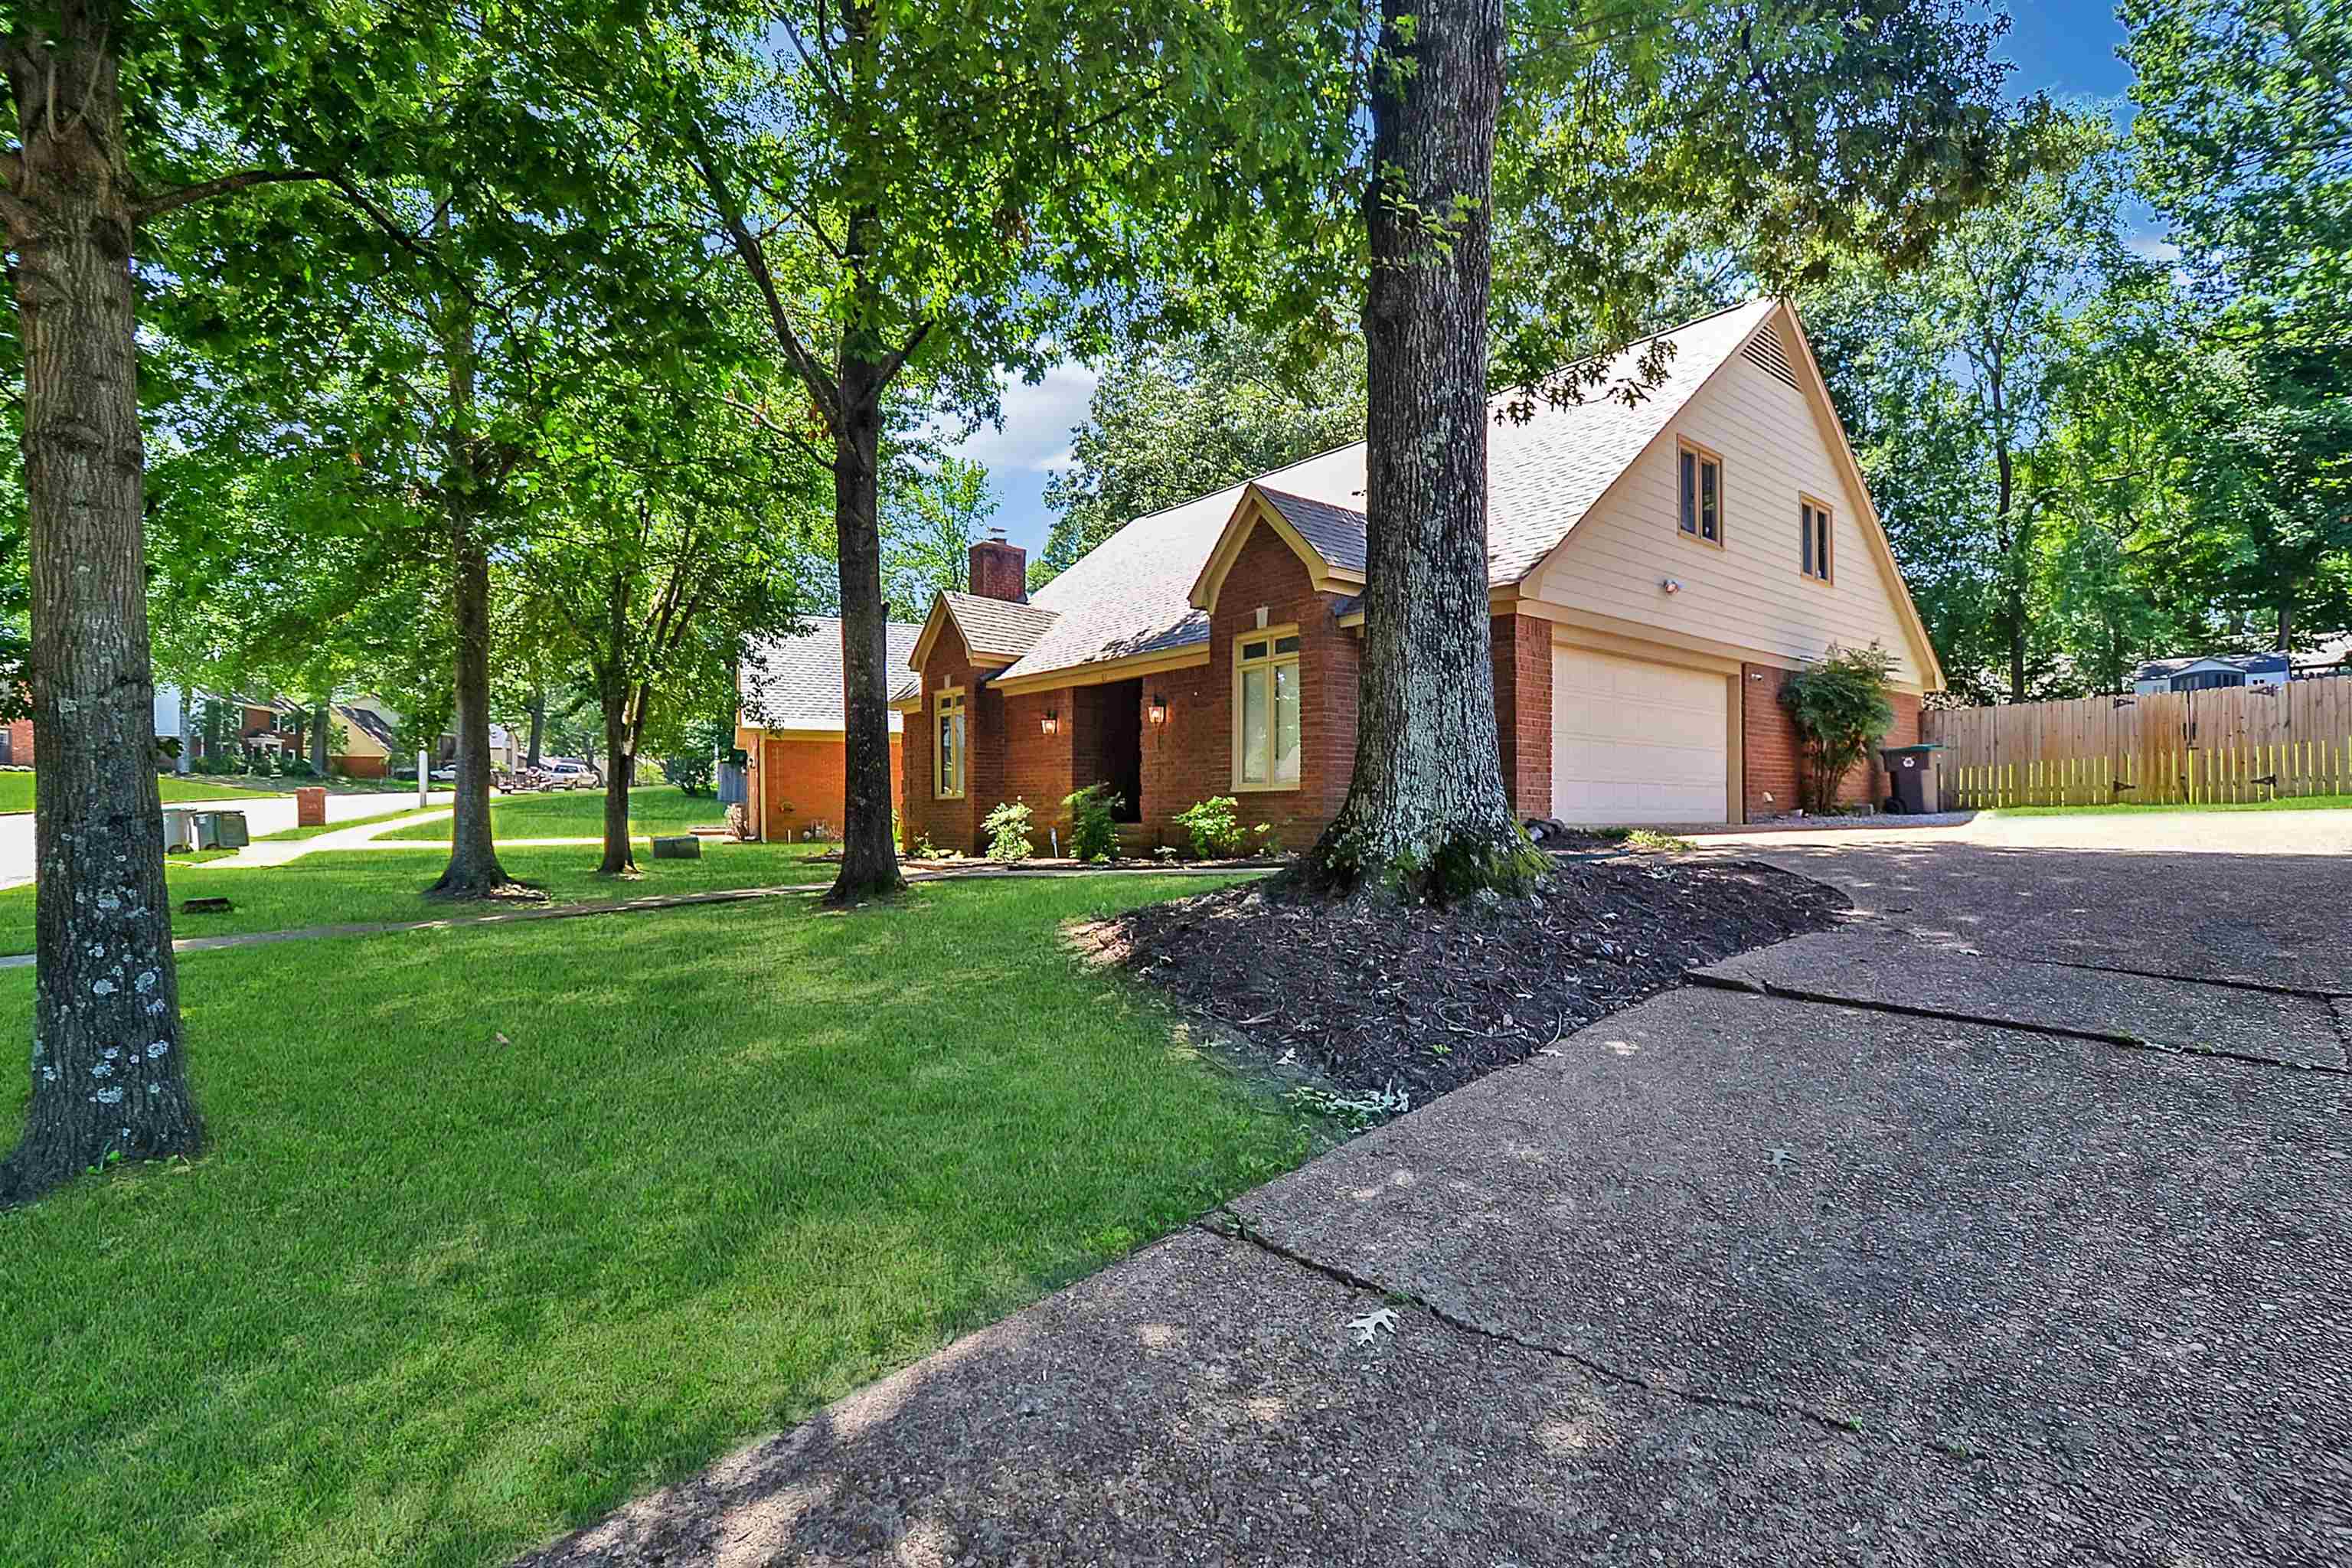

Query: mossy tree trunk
[1,13,202,1203]
[1296,0,1540,904]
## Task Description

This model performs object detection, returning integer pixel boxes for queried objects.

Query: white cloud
[2127,234,2183,264]
[937,361,1099,478]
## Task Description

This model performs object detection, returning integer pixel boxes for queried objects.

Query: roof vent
[1741,322,1800,390]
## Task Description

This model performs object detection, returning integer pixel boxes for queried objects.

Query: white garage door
[1550,647,1730,825]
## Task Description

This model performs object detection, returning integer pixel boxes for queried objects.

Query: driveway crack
[1684,970,2350,1078]
[1198,1206,1988,1464]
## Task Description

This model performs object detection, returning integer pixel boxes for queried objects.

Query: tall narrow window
[934,689,965,799]
[1678,443,1723,544]
[1233,632,1302,789]
[1801,501,1832,581]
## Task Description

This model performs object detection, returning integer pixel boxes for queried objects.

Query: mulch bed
[1092,856,1849,1102]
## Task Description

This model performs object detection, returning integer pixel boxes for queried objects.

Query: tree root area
[422,880,552,906]
[1099,857,1847,1101]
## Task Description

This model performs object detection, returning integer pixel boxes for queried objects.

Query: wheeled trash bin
[1879,743,1942,815]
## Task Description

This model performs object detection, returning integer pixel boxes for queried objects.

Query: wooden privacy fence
[1922,681,2352,808]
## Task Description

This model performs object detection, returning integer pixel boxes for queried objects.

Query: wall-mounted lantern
[1148,694,1168,727]
[1040,707,1060,736]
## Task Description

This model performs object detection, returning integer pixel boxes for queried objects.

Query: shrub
[982,799,1035,863]
[1778,645,1896,815]
[280,756,315,779]
[1063,782,1123,863]
[1172,795,1243,859]
[662,751,716,796]
[724,802,755,841]
[913,832,958,861]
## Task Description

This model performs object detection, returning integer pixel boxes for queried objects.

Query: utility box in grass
[652,835,701,860]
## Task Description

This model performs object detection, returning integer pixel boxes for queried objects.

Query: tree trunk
[598,671,635,875]
[827,327,906,903]
[527,688,546,769]
[2278,599,2295,655]
[311,694,332,775]
[1295,0,1537,903]
[176,687,193,773]
[425,239,514,899]
[1,20,202,1204]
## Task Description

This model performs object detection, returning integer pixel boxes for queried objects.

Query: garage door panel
[1551,648,1729,825]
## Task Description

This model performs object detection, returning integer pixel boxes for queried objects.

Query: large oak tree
[635,0,1358,903]
[1299,0,2029,898]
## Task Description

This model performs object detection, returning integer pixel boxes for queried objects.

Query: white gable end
[1527,311,1936,691]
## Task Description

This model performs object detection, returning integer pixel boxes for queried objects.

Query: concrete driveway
[522,811,2352,1567]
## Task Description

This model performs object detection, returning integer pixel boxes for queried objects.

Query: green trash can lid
[1880,743,1943,757]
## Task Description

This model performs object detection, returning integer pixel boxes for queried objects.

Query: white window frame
[933,687,966,800]
[1231,628,1302,792]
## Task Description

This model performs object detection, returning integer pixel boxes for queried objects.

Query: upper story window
[1801,500,1832,582]
[934,688,965,799]
[1678,441,1723,545]
[1233,631,1302,791]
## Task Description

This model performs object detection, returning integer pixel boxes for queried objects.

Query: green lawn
[0,842,840,955]
[0,773,286,814]
[0,875,1295,1568]
[1991,792,2352,818]
[378,783,727,841]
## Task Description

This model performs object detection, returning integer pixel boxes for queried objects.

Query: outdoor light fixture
[1148,694,1168,727]
[1661,577,1682,595]
[1040,708,1060,736]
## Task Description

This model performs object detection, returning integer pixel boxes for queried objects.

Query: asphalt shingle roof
[742,617,925,733]
[1256,487,1367,574]
[995,299,1778,687]
[934,590,1059,662]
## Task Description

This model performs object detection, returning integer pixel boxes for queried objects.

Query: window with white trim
[1678,443,1723,544]
[933,689,965,799]
[1801,500,1832,581]
[1233,632,1302,790]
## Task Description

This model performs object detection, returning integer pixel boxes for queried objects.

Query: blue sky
[951,1,2144,557]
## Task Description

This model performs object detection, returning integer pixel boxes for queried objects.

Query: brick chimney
[967,528,1027,603]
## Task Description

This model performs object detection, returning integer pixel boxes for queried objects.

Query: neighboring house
[879,299,1938,856]
[1,714,29,768]
[2132,654,2292,695]
[332,700,401,778]
[736,617,922,841]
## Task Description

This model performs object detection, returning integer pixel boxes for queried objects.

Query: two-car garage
[1550,645,1733,825]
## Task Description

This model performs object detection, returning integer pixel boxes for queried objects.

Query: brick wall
[998,687,1076,850]
[2,717,30,767]
[1490,615,1553,818]
[899,619,1002,855]
[1742,664,1922,818]
[756,731,903,842]
[1133,523,1361,851]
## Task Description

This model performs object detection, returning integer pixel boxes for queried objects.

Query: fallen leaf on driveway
[1348,1306,1400,1345]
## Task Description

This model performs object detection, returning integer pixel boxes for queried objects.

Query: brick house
[736,617,919,843]
[884,299,1939,855]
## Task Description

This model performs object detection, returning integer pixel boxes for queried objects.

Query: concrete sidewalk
[518,830,2352,1567]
